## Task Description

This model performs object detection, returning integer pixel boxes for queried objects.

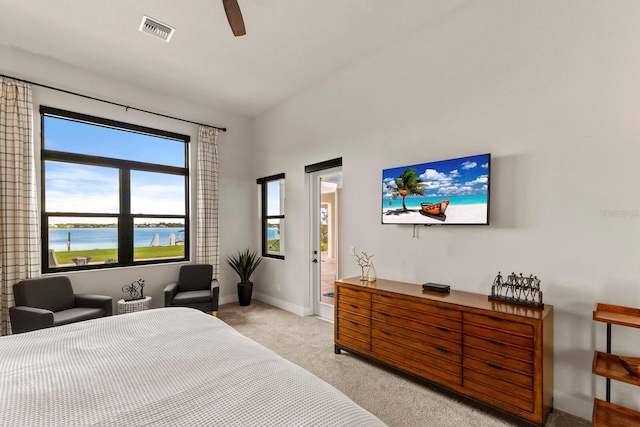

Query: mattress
[0,307,385,426]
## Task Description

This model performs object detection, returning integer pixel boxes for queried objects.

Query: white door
[310,167,342,321]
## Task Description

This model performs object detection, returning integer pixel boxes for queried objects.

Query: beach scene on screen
[382,153,490,225]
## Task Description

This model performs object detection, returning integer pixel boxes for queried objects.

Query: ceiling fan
[222,0,246,36]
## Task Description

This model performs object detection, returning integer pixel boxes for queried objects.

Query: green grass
[55,246,184,265]
[267,239,280,252]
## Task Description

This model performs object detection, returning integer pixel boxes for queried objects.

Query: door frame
[305,158,342,321]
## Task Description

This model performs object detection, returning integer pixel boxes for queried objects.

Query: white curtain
[196,126,220,278]
[0,78,39,336]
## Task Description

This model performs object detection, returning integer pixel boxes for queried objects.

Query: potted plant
[225,249,263,306]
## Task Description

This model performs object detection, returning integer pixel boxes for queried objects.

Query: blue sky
[382,153,490,199]
[44,116,186,223]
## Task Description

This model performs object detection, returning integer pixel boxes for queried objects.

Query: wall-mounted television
[382,153,490,225]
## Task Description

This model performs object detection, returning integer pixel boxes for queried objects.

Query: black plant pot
[237,282,253,306]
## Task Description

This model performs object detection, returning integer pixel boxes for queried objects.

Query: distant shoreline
[382,203,487,224]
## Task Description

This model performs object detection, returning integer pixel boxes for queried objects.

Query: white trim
[253,292,309,317]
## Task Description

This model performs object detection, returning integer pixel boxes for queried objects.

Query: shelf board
[593,303,640,328]
[593,351,640,386]
[593,398,640,427]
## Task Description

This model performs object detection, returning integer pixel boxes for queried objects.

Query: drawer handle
[435,347,448,354]
[349,320,358,326]
[488,316,503,322]
[379,294,390,298]
[350,304,358,309]
[436,306,449,311]
[488,339,503,346]
[436,326,448,333]
[488,363,503,371]
[381,330,391,336]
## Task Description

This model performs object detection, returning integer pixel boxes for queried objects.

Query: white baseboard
[219,294,238,306]
[253,292,309,317]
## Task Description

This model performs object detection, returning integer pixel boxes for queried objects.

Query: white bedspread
[0,307,385,427]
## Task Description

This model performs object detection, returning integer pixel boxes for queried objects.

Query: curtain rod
[0,73,227,132]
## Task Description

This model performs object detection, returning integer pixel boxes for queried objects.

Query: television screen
[382,153,490,225]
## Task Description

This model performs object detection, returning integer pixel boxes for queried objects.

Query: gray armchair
[164,264,219,314]
[10,276,112,334]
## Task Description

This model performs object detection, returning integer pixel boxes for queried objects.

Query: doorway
[307,161,342,321]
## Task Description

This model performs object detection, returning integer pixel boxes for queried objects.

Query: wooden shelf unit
[592,303,640,425]
[334,277,554,426]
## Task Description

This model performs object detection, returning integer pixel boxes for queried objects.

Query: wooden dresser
[334,277,554,426]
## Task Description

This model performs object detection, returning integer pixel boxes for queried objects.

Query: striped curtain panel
[0,78,40,336]
[195,126,220,278]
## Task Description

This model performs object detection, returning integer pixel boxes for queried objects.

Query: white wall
[0,46,254,307]
[252,0,640,420]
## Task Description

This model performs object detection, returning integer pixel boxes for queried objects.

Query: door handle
[312,259,318,263]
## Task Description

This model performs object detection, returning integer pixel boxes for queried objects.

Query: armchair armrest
[9,306,54,334]
[210,279,220,311]
[75,294,113,316]
[164,282,179,307]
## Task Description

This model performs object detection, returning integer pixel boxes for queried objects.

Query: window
[257,173,285,259]
[41,106,189,272]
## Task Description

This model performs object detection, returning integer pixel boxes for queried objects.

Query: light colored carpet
[218,301,589,427]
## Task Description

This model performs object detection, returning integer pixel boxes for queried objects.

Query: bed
[0,307,385,426]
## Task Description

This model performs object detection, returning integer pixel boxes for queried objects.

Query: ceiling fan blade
[222,0,246,36]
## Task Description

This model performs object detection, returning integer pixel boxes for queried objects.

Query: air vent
[139,16,175,42]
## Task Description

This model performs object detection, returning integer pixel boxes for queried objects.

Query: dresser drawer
[337,309,370,327]
[338,286,371,301]
[373,294,461,321]
[463,356,533,388]
[372,325,461,364]
[464,312,533,337]
[464,322,533,348]
[337,300,371,318]
[337,324,370,344]
[372,302,462,331]
[340,294,371,308]
[373,336,461,375]
[372,310,461,340]
[372,344,462,386]
[463,334,533,362]
[336,333,370,354]
[338,315,370,335]
[464,346,533,375]
[372,319,461,354]
[464,377,534,413]
[464,368,533,401]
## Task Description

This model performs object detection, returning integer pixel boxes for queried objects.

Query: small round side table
[117,296,152,314]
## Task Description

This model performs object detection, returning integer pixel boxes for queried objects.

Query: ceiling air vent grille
[139,16,175,42]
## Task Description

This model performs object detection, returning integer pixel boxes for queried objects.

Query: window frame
[257,173,285,260]
[40,106,190,273]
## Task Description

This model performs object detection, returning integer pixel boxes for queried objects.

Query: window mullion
[119,169,133,264]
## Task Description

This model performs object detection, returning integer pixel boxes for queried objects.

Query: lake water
[50,227,279,251]
[49,227,184,251]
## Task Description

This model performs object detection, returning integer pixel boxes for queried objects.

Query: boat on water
[420,198,450,216]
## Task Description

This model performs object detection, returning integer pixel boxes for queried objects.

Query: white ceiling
[0,0,468,117]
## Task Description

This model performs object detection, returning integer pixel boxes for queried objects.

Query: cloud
[482,163,489,168]
[465,174,488,185]
[461,161,477,170]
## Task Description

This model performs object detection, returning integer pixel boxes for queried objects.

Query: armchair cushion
[54,308,106,326]
[173,290,211,305]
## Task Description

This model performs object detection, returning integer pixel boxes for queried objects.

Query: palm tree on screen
[387,168,427,212]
